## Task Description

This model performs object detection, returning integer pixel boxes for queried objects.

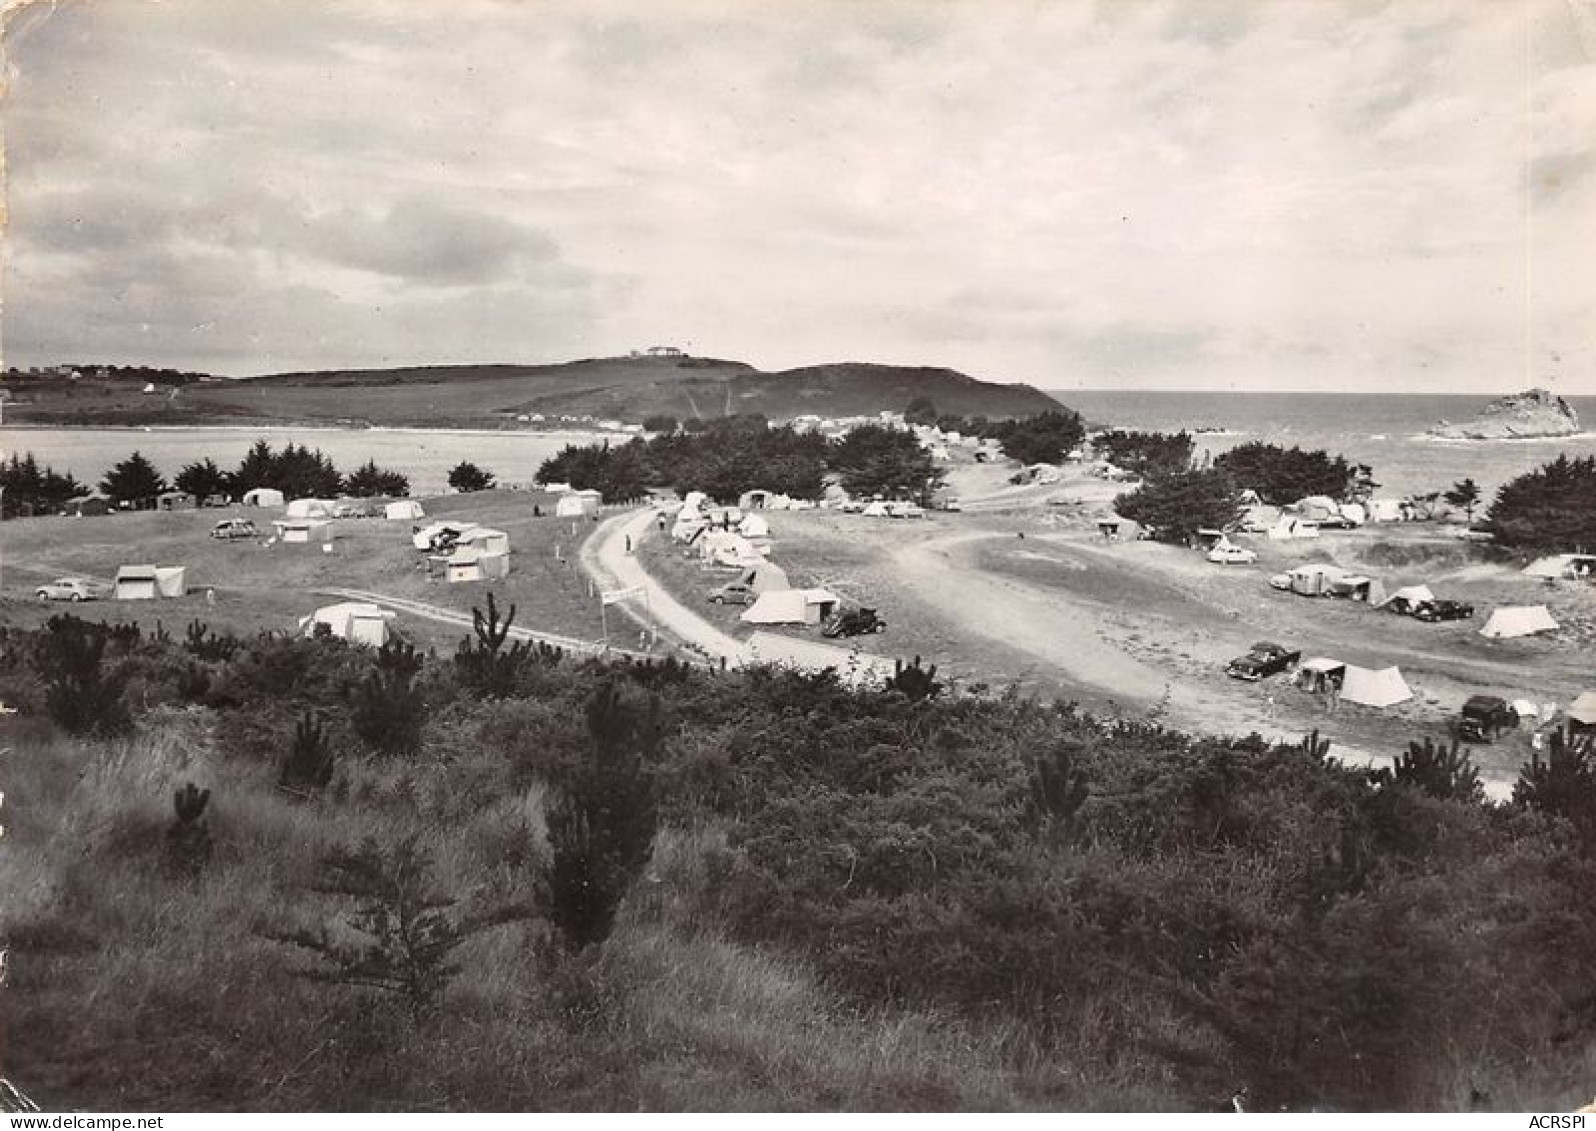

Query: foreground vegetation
[5,603,1596,1112]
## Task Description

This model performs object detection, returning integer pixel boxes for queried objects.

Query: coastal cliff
[1428,387,1580,440]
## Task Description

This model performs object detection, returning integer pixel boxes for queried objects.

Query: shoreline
[0,421,620,442]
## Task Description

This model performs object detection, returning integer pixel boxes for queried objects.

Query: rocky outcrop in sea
[1428,387,1581,440]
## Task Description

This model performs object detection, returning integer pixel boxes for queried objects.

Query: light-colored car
[211,518,258,540]
[36,577,101,602]
[1268,572,1293,591]
[1207,544,1258,565]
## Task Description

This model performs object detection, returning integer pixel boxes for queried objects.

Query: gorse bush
[34,615,131,736]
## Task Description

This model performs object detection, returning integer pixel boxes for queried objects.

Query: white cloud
[3,0,1593,391]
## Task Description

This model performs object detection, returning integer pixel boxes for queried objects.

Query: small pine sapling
[279,713,336,797]
[886,655,942,701]
[167,781,213,876]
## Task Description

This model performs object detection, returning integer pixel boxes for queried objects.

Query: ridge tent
[384,500,425,521]
[114,565,159,600]
[1376,584,1435,611]
[556,493,599,518]
[274,519,333,544]
[739,587,841,626]
[454,527,510,556]
[1480,605,1559,639]
[1364,498,1405,523]
[155,566,187,597]
[1294,658,1346,694]
[241,487,285,508]
[1566,692,1596,728]
[736,561,790,594]
[300,602,396,647]
[443,549,511,583]
[1339,665,1413,708]
[738,489,774,511]
[285,498,338,520]
[861,501,892,518]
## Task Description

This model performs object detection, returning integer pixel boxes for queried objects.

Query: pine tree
[99,450,167,508]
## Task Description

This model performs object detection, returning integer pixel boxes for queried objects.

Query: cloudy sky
[3,0,1593,392]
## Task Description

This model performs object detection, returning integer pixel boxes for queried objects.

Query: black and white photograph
[2,0,1595,1114]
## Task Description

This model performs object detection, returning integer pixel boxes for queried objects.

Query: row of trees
[905,396,1088,465]
[537,416,944,505]
[19,441,416,512]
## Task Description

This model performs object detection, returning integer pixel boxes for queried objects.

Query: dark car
[707,580,756,605]
[1458,695,1519,743]
[821,607,886,638]
[1225,641,1302,681]
[1411,599,1475,622]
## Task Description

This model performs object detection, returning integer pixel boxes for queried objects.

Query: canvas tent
[556,493,600,518]
[114,565,159,600]
[1364,498,1405,523]
[1267,516,1320,540]
[1328,575,1385,604]
[384,499,425,521]
[443,549,511,583]
[738,513,770,539]
[300,601,396,647]
[735,561,790,594]
[861,501,891,518]
[1566,692,1596,729]
[1376,584,1434,611]
[1293,496,1341,522]
[454,526,510,556]
[738,489,774,511]
[1479,605,1559,639]
[241,487,285,508]
[285,498,337,520]
[154,566,187,597]
[66,494,111,517]
[739,587,841,626]
[1294,658,1346,694]
[698,530,765,567]
[1339,665,1413,708]
[274,519,333,544]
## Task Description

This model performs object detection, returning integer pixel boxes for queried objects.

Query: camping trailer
[157,491,197,511]
[273,519,333,544]
[443,549,511,583]
[241,487,286,508]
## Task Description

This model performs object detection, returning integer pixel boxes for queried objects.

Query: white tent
[444,549,511,583]
[861,501,891,517]
[739,587,841,626]
[274,519,333,544]
[384,499,425,521]
[556,493,599,518]
[681,490,708,513]
[1376,583,1434,610]
[155,566,187,598]
[300,601,396,646]
[455,526,510,556]
[1511,698,1542,721]
[1566,692,1596,727]
[1294,657,1346,694]
[1480,605,1559,639]
[738,513,770,539]
[1364,498,1404,523]
[285,498,338,520]
[1339,503,1367,526]
[738,489,774,511]
[114,565,159,600]
[1267,516,1320,540]
[1293,496,1340,522]
[241,487,285,508]
[1340,665,1413,708]
[736,561,790,594]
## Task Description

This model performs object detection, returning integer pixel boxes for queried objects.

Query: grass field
[0,489,610,651]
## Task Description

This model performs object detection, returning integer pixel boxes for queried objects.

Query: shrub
[447,461,496,493]
[34,615,132,736]
[167,782,213,876]
[279,714,336,797]
[351,641,427,757]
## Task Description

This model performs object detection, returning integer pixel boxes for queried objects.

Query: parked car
[1458,695,1519,743]
[35,577,102,602]
[1268,573,1294,591]
[1411,598,1475,622]
[706,581,756,605]
[1225,641,1302,681]
[821,607,886,638]
[1207,544,1258,565]
[1316,513,1358,530]
[885,502,925,519]
[211,518,258,540]
[837,500,865,513]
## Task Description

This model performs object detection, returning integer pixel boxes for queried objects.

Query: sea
[1050,390,1596,499]
[5,392,1596,501]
